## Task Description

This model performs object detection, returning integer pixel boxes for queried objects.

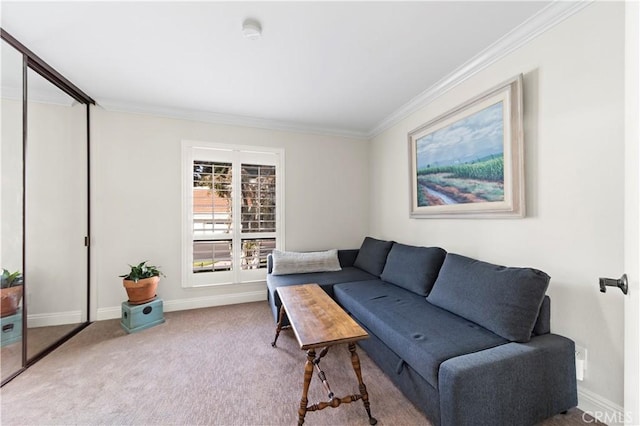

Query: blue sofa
[266,237,577,426]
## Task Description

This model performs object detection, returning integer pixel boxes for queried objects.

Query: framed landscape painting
[409,74,525,218]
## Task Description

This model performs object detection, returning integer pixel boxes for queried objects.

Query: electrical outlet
[575,345,587,381]
[575,345,588,368]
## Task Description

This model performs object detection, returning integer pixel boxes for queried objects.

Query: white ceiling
[2,1,571,138]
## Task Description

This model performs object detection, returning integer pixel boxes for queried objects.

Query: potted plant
[1,269,24,317]
[120,261,165,305]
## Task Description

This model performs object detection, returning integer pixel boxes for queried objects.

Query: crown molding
[366,0,594,139]
[97,99,369,140]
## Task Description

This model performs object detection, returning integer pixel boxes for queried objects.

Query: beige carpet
[2,323,86,383]
[1,301,595,425]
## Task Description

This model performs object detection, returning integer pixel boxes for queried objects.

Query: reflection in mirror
[25,68,87,361]
[1,38,25,382]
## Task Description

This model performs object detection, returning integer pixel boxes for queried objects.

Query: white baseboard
[162,290,266,312]
[96,290,267,321]
[27,310,83,328]
[96,305,121,321]
[578,385,627,426]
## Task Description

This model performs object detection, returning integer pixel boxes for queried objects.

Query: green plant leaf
[119,261,165,283]
[1,268,23,288]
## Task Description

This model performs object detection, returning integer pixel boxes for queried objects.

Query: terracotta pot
[123,276,159,305]
[1,285,23,317]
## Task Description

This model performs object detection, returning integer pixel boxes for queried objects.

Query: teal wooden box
[1,308,23,346]
[121,298,165,333]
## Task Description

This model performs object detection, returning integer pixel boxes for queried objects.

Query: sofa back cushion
[426,253,550,343]
[353,237,394,276]
[271,249,341,275]
[380,243,447,296]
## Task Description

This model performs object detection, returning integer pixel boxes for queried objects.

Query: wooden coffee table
[271,284,377,425]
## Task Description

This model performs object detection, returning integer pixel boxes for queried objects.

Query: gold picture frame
[408,74,525,218]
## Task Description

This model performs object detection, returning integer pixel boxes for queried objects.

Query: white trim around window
[181,140,285,288]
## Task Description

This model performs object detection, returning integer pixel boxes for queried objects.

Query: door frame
[624,2,640,424]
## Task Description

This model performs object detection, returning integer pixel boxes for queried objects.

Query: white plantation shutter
[192,161,233,273]
[192,161,232,237]
[182,141,283,287]
[240,163,277,270]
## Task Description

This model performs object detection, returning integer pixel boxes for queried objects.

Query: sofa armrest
[338,249,359,268]
[438,333,577,426]
[533,295,551,335]
[267,254,274,274]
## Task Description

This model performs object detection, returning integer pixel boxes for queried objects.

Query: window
[182,141,283,287]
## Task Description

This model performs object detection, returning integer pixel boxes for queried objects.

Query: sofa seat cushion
[266,267,377,322]
[334,280,507,387]
[267,267,376,289]
[380,243,447,296]
[427,253,550,343]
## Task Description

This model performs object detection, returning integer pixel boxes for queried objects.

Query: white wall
[1,98,23,273]
[1,35,25,275]
[91,108,370,316]
[369,1,625,413]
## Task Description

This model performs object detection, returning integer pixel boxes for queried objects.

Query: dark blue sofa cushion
[353,237,393,277]
[267,267,376,289]
[266,266,376,322]
[427,253,550,343]
[380,243,447,296]
[334,280,507,387]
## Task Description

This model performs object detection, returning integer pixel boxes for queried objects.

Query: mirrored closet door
[1,29,94,385]
[25,68,89,360]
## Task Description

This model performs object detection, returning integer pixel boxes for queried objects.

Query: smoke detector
[242,19,262,40]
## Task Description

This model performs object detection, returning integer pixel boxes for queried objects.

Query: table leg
[349,343,377,425]
[313,347,334,400]
[271,305,286,348]
[298,349,316,426]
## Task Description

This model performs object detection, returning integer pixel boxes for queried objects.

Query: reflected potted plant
[120,261,165,305]
[1,269,24,317]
